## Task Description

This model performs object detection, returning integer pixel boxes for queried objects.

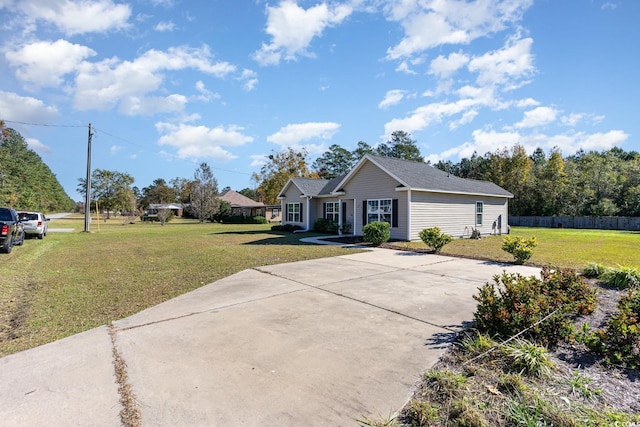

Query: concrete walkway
[0,247,539,426]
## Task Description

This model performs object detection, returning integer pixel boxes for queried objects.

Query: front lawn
[393,227,640,270]
[0,217,361,356]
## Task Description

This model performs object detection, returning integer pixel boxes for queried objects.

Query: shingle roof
[362,155,513,198]
[219,189,265,207]
[281,156,512,199]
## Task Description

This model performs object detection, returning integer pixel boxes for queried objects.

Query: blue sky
[0,0,637,201]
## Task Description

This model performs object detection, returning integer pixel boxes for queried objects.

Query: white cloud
[250,154,268,168]
[74,45,236,113]
[120,94,188,116]
[240,69,259,91]
[5,39,96,88]
[16,0,131,36]
[267,122,341,148]
[253,0,353,66]
[449,109,478,130]
[515,106,558,128]
[429,50,469,79]
[110,145,124,155]
[516,98,540,108]
[602,2,618,10]
[468,35,535,89]
[561,113,584,127]
[426,128,629,163]
[154,21,176,32]
[378,90,406,109]
[155,122,253,161]
[26,138,51,155]
[385,0,533,59]
[193,81,221,103]
[384,85,500,136]
[0,91,59,123]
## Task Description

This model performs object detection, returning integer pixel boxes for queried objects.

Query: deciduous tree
[191,163,219,222]
[252,148,316,204]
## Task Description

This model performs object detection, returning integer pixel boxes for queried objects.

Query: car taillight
[1,224,7,236]
[37,221,42,226]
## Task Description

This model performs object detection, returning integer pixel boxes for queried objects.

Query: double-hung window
[287,203,301,222]
[367,199,392,224]
[475,202,483,226]
[325,202,340,222]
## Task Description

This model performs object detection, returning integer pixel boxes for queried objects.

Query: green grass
[3,221,639,356]
[0,216,361,356]
[395,227,640,270]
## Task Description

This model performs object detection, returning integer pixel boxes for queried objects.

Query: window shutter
[300,203,303,222]
[392,199,398,228]
[342,202,347,225]
[362,200,367,226]
[323,202,327,219]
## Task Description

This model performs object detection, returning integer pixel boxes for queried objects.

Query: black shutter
[323,202,326,219]
[299,202,303,222]
[392,199,398,228]
[342,202,347,225]
[362,200,367,226]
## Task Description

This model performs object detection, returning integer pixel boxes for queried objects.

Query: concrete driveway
[0,248,539,426]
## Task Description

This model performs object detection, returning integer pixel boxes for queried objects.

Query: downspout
[406,190,412,241]
[306,196,311,231]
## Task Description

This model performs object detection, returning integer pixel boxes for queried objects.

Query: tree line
[434,145,640,217]
[0,123,75,212]
[4,123,637,219]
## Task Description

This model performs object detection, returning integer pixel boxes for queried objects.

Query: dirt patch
[0,281,37,343]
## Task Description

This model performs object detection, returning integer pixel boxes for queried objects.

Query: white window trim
[287,203,301,223]
[325,201,340,222]
[367,198,392,225]
[475,201,483,226]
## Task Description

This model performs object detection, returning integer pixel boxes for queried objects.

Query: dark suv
[0,207,25,253]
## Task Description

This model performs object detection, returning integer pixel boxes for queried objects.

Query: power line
[1,119,85,128]
[2,119,254,177]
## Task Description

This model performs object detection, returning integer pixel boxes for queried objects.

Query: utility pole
[84,123,93,232]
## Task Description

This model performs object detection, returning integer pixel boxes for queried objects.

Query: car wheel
[37,233,44,239]
[1,238,12,254]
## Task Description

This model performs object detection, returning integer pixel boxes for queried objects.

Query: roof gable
[219,190,264,207]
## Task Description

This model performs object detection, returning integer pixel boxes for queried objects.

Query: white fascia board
[395,186,514,199]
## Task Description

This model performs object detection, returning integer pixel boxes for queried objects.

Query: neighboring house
[147,203,184,217]
[219,189,265,218]
[265,205,282,223]
[278,154,513,241]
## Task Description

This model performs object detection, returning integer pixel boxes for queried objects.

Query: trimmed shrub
[363,221,390,246]
[252,216,268,224]
[271,223,303,232]
[473,267,597,347]
[313,218,338,233]
[583,289,640,369]
[419,227,453,253]
[502,236,537,264]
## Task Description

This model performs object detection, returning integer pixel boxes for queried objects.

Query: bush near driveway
[418,227,453,253]
[363,221,390,246]
[473,267,597,347]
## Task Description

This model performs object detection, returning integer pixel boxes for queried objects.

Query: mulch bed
[323,237,640,416]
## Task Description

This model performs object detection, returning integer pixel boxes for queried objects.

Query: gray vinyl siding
[410,192,509,240]
[341,161,408,240]
[280,185,306,227]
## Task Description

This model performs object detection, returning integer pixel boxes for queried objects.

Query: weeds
[502,339,555,378]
